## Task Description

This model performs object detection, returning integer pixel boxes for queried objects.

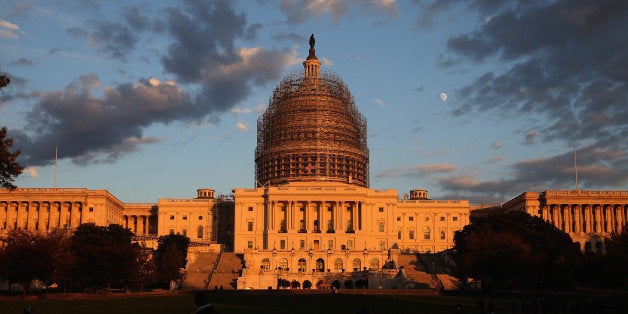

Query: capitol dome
[255,35,369,187]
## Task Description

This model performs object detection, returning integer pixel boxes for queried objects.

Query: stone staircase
[182,252,220,290]
[207,252,243,290]
[397,253,437,289]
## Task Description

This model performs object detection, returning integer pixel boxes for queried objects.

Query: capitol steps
[207,252,244,290]
[182,252,220,290]
[396,253,438,289]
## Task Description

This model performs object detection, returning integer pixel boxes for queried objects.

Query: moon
[440,92,448,102]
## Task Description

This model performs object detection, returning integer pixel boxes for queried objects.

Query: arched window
[352,258,361,271]
[334,258,343,272]
[298,258,307,272]
[370,258,380,270]
[423,226,431,240]
[316,258,325,272]
[279,258,288,270]
[197,225,203,239]
[261,258,270,270]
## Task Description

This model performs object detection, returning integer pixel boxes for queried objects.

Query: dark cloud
[272,32,305,43]
[448,0,627,144]
[11,0,290,167]
[279,0,397,25]
[9,74,196,166]
[161,0,286,114]
[436,0,628,193]
[10,58,34,67]
[244,23,263,41]
[67,20,137,62]
[435,145,626,202]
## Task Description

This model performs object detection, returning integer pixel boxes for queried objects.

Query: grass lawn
[0,291,495,314]
[1,290,625,314]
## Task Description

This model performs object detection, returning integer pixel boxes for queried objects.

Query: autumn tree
[0,229,56,298]
[154,233,190,287]
[452,211,581,291]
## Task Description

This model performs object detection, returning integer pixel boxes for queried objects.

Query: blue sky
[1,0,626,204]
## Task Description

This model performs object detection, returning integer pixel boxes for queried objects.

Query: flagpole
[574,146,578,191]
[54,146,58,189]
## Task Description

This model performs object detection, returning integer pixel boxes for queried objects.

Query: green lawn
[0,290,625,314]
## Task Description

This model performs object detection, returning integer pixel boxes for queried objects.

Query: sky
[0,0,626,204]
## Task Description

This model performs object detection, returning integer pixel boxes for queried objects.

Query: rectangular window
[248,206,253,212]
[452,216,458,221]
[409,216,414,221]
[299,240,305,249]
[347,240,353,250]
[280,240,286,249]
[397,231,401,239]
[328,240,334,250]
[440,216,445,221]
[169,215,174,220]
[396,216,401,221]
[440,231,446,240]
[182,229,187,236]
[247,241,253,249]
[378,221,385,232]
[247,221,253,231]
[378,207,384,212]
[409,230,415,240]
[182,215,187,220]
[378,241,385,250]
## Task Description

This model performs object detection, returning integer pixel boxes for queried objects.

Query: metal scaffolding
[255,70,369,187]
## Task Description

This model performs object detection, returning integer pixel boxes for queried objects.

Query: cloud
[10,74,193,166]
[523,131,537,145]
[444,0,627,160]
[375,163,457,178]
[374,98,386,108]
[439,92,447,102]
[9,1,294,167]
[67,20,138,62]
[236,122,249,132]
[0,19,19,38]
[279,0,398,25]
[231,108,252,114]
[491,140,502,149]
[23,167,38,178]
[10,58,34,67]
[434,145,626,202]
[160,1,288,113]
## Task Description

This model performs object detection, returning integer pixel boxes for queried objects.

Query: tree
[580,224,628,289]
[154,234,190,286]
[0,71,23,190]
[71,223,137,294]
[0,126,24,190]
[452,211,581,291]
[126,244,157,292]
[0,229,56,299]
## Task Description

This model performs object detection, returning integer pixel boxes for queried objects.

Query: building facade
[502,190,628,253]
[0,187,230,249]
[0,188,125,235]
[233,36,470,289]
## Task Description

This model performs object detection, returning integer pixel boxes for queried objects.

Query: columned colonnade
[265,200,365,234]
[540,203,627,235]
[0,200,87,231]
[123,214,149,235]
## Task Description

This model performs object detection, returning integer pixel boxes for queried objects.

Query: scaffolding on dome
[255,70,369,188]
